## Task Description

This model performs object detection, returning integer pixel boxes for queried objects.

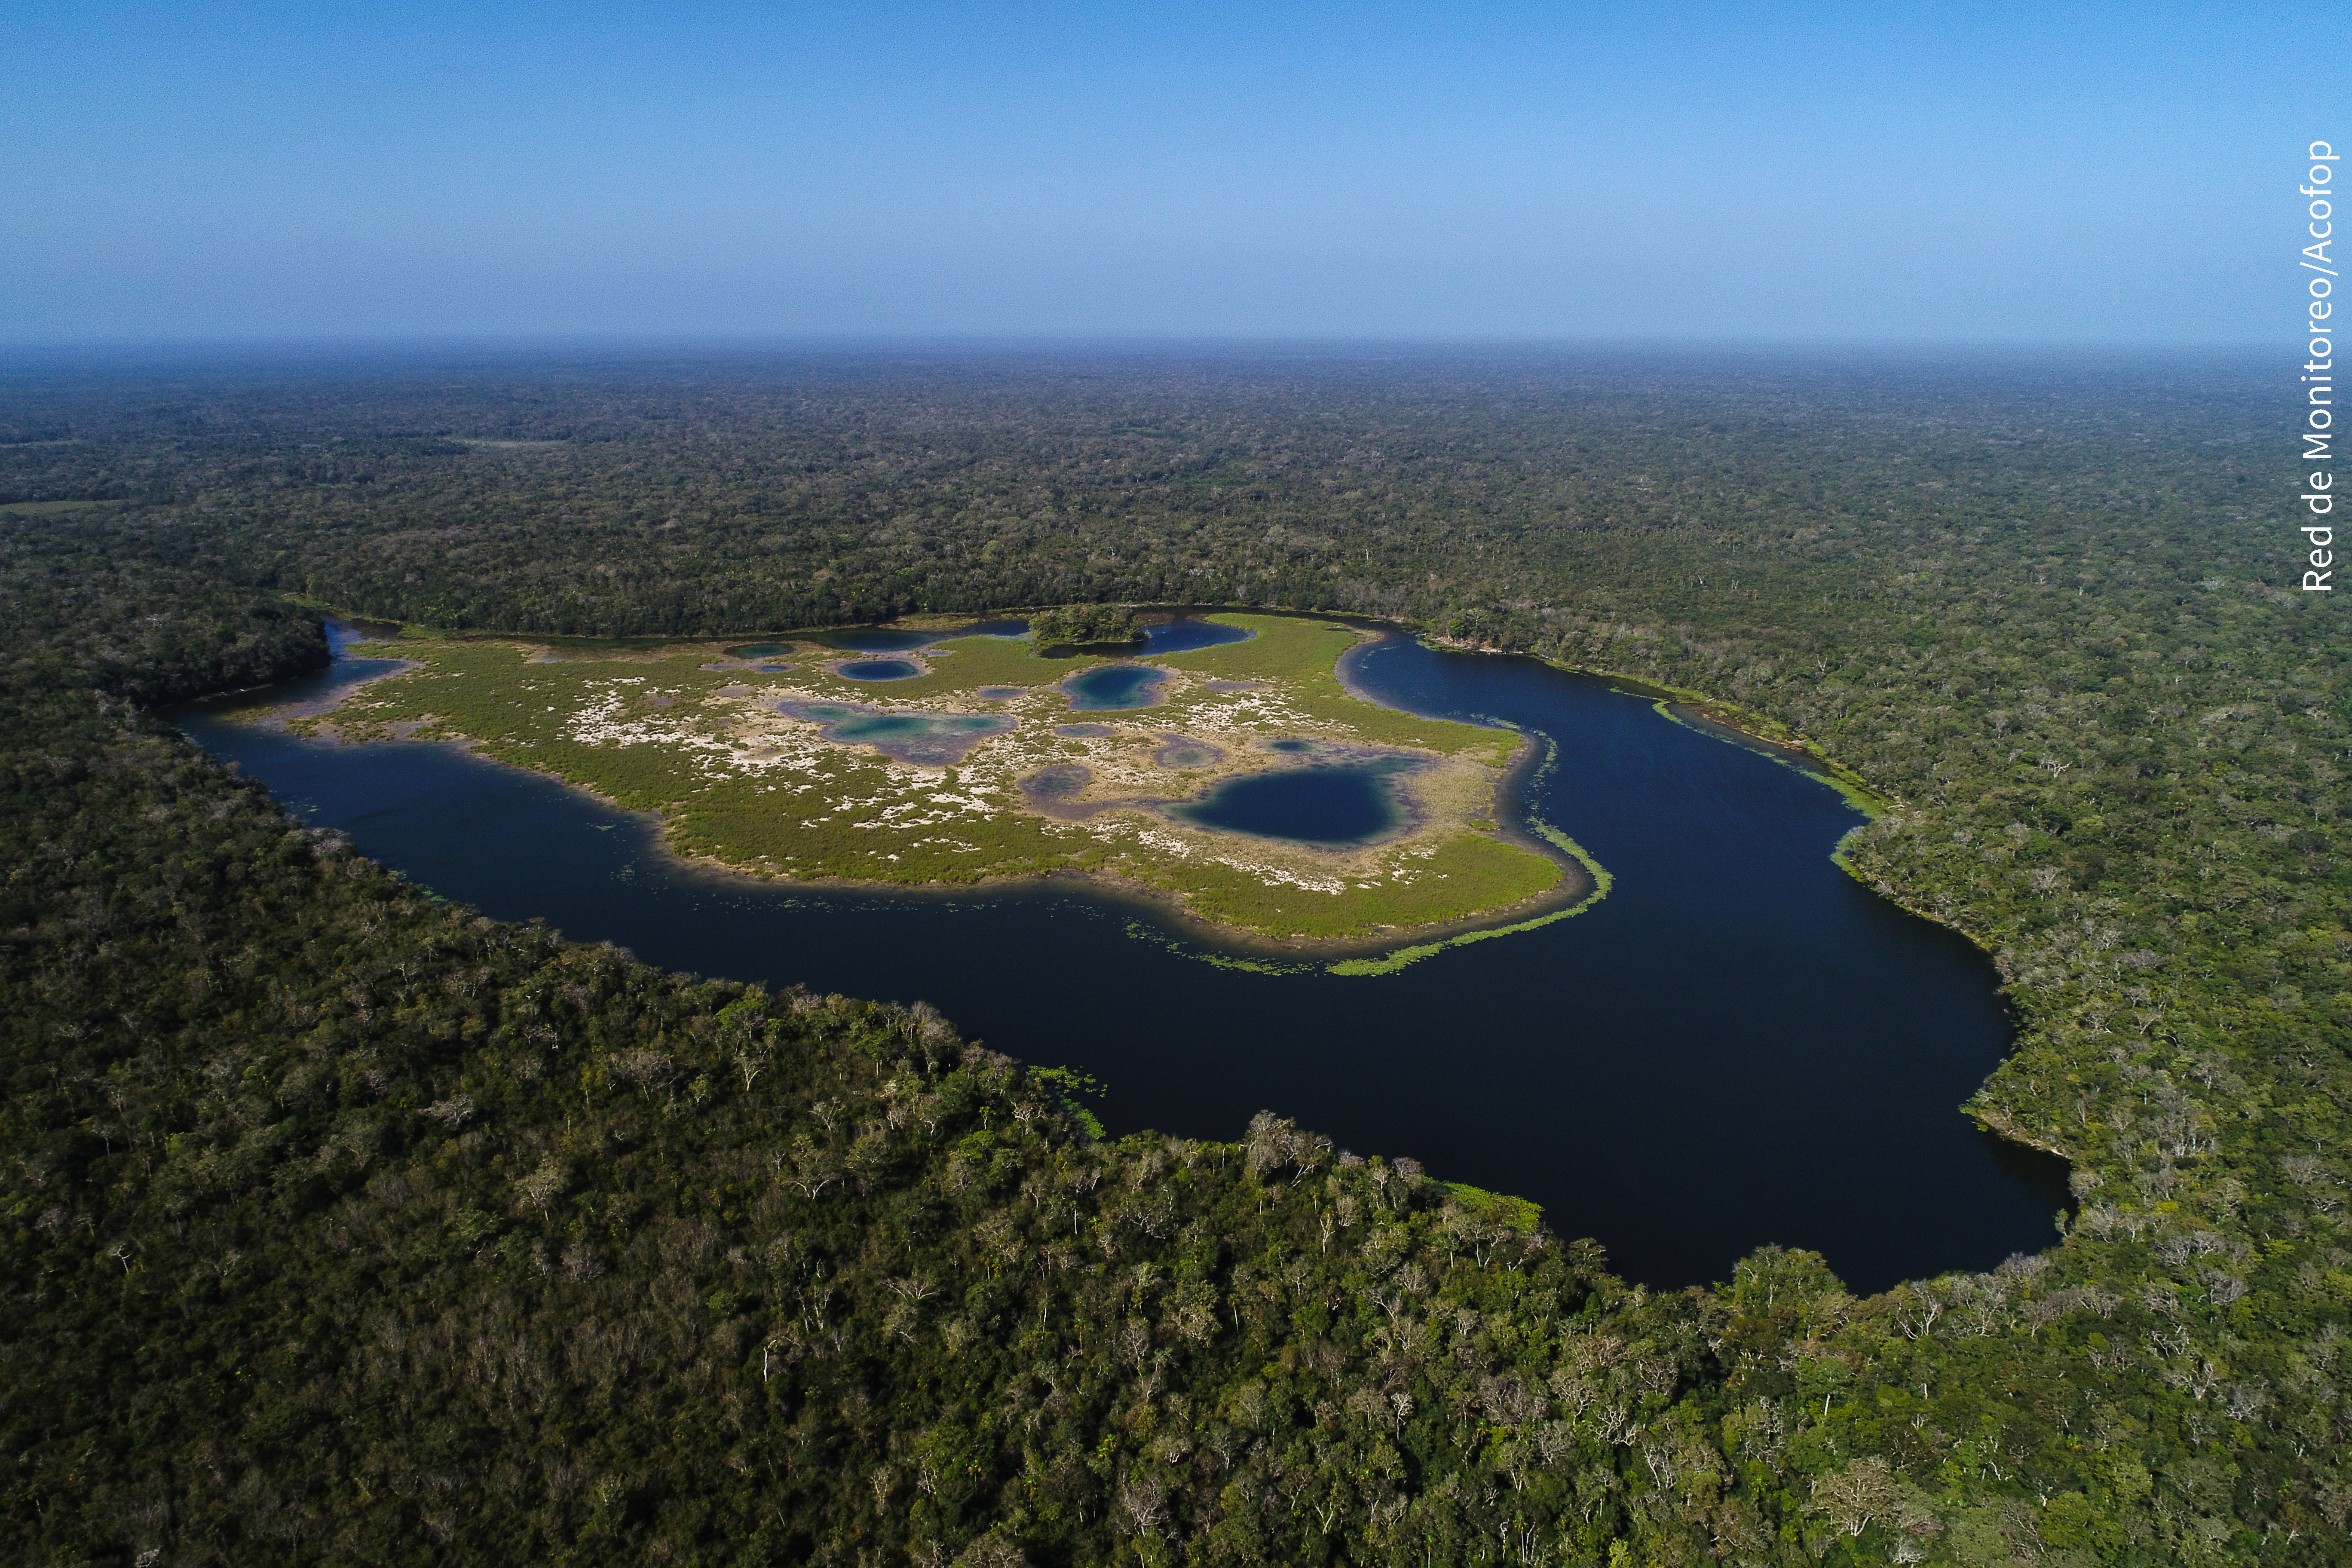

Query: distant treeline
[1,349,2345,1565]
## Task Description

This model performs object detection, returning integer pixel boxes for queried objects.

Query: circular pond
[1064,665,1166,710]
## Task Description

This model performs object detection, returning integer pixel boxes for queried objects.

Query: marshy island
[260,612,1592,947]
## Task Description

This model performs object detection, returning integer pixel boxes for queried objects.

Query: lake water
[811,619,1029,652]
[1173,758,1414,846]
[836,658,921,681]
[176,622,2068,1292]
[1141,619,1255,654]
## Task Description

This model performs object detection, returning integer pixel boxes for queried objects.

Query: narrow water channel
[177,622,2068,1292]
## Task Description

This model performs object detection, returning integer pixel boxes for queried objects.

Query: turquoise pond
[838,658,921,680]
[1064,665,1166,709]
[1171,758,1418,847]
[773,701,1011,764]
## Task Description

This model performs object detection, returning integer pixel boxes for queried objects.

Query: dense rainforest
[1,346,2346,1567]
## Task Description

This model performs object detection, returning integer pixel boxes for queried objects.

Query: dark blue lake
[813,619,1030,652]
[1065,665,1167,710]
[1142,619,1254,654]
[1175,760,1412,846]
[175,622,2068,1292]
[837,658,920,680]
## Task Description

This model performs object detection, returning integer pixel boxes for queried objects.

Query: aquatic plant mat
[272,614,1569,946]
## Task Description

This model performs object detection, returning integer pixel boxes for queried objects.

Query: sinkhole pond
[175,619,2069,1292]
[1063,665,1167,710]
[773,701,1012,766]
[1171,758,1416,847]
[837,658,922,681]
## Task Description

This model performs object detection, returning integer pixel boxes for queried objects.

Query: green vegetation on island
[1028,604,1143,649]
[268,612,1562,947]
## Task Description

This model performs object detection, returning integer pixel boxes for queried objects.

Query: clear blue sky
[0,2,2312,343]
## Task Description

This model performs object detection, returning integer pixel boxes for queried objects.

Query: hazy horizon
[2,3,2306,347]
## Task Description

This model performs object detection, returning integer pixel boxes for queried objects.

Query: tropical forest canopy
[1,345,2345,1566]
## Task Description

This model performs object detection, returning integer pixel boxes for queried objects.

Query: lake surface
[1174,758,1413,846]
[177,623,2068,1292]
[1141,619,1255,654]
[811,619,1029,652]
[837,658,921,681]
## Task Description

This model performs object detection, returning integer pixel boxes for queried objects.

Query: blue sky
[0,2,2310,343]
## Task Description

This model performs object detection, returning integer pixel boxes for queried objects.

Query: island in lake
[263,611,1592,948]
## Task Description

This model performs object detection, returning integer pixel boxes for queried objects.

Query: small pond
[1021,764,1093,802]
[725,643,796,659]
[1141,619,1255,654]
[1154,737,1222,769]
[775,701,1011,765]
[838,659,921,681]
[1173,758,1416,847]
[1064,665,1166,710]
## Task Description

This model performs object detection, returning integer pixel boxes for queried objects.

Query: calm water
[773,702,1012,766]
[837,658,921,681]
[1065,665,1167,709]
[1141,619,1255,654]
[810,619,1030,652]
[177,624,2067,1291]
[1174,759,1413,846]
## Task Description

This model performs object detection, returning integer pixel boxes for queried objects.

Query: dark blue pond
[838,658,920,681]
[1064,665,1166,710]
[1142,619,1255,654]
[725,643,796,659]
[1174,760,1412,846]
[175,620,2069,1292]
